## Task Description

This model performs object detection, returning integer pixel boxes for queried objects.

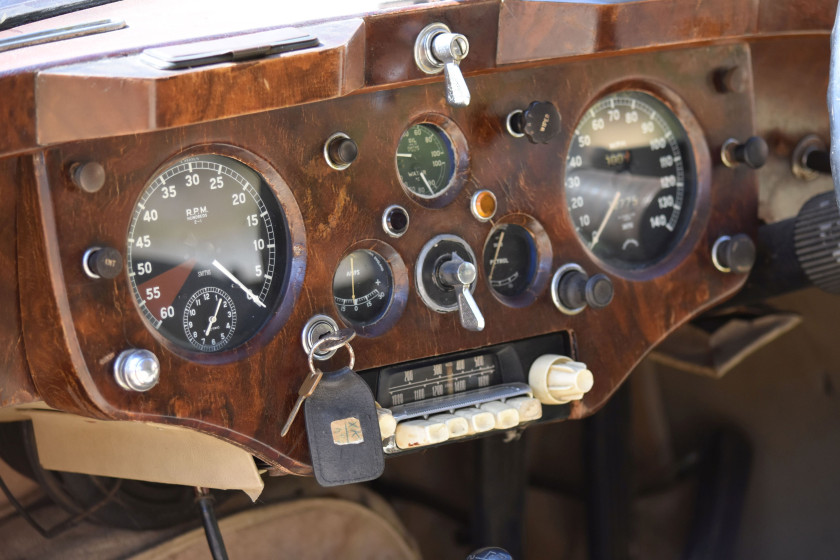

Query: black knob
[713,234,756,274]
[714,66,748,94]
[85,246,123,279]
[509,101,561,144]
[585,273,614,309]
[555,268,613,311]
[724,137,768,169]
[325,134,358,168]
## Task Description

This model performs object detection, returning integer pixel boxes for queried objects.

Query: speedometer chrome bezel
[564,82,711,280]
[125,143,306,365]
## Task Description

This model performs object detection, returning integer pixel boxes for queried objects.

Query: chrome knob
[113,349,160,392]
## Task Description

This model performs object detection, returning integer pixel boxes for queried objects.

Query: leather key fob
[304,366,384,486]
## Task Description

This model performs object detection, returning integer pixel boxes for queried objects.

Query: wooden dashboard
[0,0,833,474]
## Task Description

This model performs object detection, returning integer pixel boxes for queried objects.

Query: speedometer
[565,91,696,269]
[127,151,291,355]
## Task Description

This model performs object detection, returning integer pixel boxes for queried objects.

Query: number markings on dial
[126,154,288,353]
[565,91,694,268]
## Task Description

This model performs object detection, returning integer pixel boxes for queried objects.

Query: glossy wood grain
[0,158,38,408]
[496,0,835,65]
[17,43,756,469]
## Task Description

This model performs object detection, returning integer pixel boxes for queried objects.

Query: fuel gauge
[483,224,538,298]
[333,249,394,327]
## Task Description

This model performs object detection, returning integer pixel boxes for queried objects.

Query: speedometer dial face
[127,153,290,354]
[565,91,696,269]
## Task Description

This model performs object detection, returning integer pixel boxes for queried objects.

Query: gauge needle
[205,297,222,336]
[396,153,412,158]
[488,231,505,281]
[590,192,622,249]
[212,259,266,308]
[419,171,435,196]
[350,255,356,301]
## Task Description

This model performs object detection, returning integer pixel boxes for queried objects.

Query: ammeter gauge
[333,249,394,327]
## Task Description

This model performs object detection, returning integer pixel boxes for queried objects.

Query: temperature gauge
[333,249,394,328]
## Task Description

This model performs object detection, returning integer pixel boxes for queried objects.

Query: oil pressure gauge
[395,116,469,207]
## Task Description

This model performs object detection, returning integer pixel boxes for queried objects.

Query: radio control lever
[414,23,470,107]
[437,253,485,331]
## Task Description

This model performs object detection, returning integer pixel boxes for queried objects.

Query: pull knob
[114,349,160,392]
[792,134,830,180]
[551,265,614,314]
[437,252,485,331]
[712,234,756,274]
[82,246,123,279]
[506,101,562,143]
[414,23,471,107]
[722,137,768,169]
[323,133,357,170]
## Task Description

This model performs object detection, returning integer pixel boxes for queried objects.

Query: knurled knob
[529,354,594,405]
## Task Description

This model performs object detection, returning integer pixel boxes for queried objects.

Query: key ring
[308,330,355,374]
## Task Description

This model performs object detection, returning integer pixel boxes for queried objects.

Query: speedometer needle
[590,191,622,249]
[212,259,266,308]
[419,171,435,196]
[205,297,222,336]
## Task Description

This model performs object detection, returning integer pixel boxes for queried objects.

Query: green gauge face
[126,153,291,354]
[395,123,455,198]
[333,250,394,327]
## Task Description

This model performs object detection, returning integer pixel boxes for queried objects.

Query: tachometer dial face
[565,91,696,269]
[333,249,394,327]
[127,153,290,354]
[483,224,537,298]
[396,123,455,199]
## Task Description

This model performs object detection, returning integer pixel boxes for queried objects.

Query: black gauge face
[333,249,394,327]
[127,153,290,354]
[565,91,696,269]
[396,123,455,198]
[483,224,537,298]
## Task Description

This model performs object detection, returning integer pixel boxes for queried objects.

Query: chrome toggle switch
[414,22,471,107]
[437,252,485,332]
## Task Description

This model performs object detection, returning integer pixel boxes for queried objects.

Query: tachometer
[565,90,696,269]
[127,152,291,354]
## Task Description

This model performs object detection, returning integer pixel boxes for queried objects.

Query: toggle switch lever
[437,252,485,331]
[414,22,470,107]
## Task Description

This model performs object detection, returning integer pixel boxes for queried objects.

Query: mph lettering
[186,206,208,223]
